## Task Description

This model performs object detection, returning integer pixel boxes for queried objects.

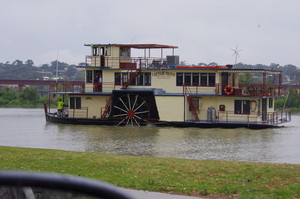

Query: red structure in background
[0,79,85,93]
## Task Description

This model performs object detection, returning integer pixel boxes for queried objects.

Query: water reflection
[0,108,299,164]
[49,123,161,156]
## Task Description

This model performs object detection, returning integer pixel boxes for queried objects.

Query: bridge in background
[0,79,85,93]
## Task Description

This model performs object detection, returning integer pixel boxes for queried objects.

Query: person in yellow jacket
[57,98,64,116]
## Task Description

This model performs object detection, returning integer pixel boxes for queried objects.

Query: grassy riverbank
[0,146,299,199]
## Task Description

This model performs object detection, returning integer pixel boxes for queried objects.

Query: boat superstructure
[45,43,291,128]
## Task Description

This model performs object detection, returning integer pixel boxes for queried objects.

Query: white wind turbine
[231,45,242,65]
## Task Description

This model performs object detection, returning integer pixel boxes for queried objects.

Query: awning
[115,44,178,49]
[84,43,178,49]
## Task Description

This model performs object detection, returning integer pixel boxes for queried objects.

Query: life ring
[224,85,233,95]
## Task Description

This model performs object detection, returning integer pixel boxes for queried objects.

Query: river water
[0,108,299,164]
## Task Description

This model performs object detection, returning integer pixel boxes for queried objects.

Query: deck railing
[269,109,292,125]
[68,107,88,118]
[216,109,291,125]
[85,56,168,69]
[45,81,85,93]
[183,83,283,97]
[101,82,115,92]
[216,83,283,97]
[183,83,216,95]
[217,111,261,123]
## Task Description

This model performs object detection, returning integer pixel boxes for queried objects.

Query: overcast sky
[1,0,300,67]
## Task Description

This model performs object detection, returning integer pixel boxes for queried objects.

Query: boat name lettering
[152,72,175,79]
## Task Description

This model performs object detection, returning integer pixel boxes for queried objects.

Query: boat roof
[92,66,282,74]
[84,43,178,49]
[173,66,282,73]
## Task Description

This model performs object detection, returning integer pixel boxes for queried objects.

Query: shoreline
[0,146,299,198]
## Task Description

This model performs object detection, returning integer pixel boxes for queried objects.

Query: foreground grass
[0,146,299,199]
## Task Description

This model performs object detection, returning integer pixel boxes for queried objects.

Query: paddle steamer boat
[44,43,291,128]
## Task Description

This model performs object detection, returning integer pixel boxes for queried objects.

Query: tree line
[0,59,84,81]
[275,88,300,110]
[0,87,49,107]
[234,63,300,84]
[1,59,300,83]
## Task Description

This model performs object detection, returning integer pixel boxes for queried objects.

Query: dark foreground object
[0,171,133,199]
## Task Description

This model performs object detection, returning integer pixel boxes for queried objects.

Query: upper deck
[84,43,178,69]
[82,43,284,97]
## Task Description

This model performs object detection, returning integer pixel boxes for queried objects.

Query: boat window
[122,73,129,85]
[76,97,81,109]
[269,98,273,108]
[120,47,130,57]
[93,47,99,56]
[234,100,250,114]
[100,46,111,56]
[208,73,216,87]
[70,97,81,109]
[144,73,151,86]
[184,73,191,86]
[200,73,207,86]
[192,73,199,86]
[136,73,144,86]
[86,70,93,83]
[107,46,111,56]
[176,73,183,86]
[115,73,121,85]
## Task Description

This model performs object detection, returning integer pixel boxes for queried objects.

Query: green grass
[0,146,299,199]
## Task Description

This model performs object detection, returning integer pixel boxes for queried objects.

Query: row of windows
[92,47,130,57]
[92,46,111,56]
[115,72,151,86]
[86,70,151,86]
[176,73,216,86]
[87,71,217,87]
